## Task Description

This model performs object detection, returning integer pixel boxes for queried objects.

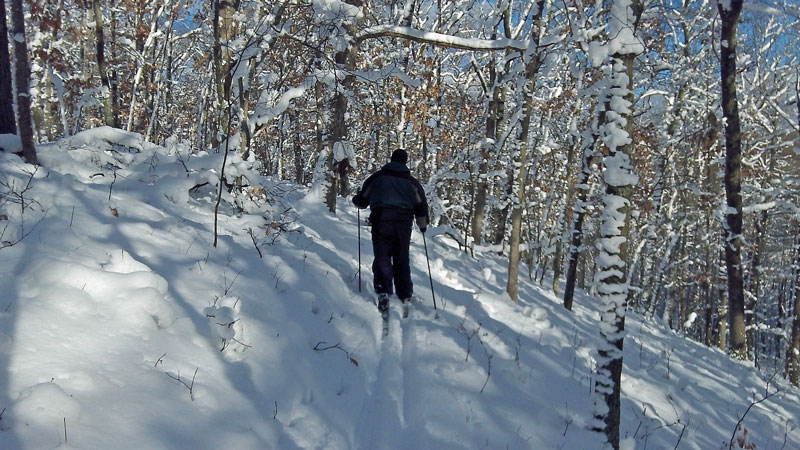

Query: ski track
[315,208,407,450]
[350,301,408,449]
[307,204,434,450]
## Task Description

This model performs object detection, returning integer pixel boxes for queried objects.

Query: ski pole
[422,231,437,312]
[357,208,362,292]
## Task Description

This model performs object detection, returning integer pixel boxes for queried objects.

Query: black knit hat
[390,149,408,164]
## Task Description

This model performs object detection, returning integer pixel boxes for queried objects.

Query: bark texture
[718,0,747,360]
[9,0,37,165]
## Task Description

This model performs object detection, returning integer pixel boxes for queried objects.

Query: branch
[354,25,528,52]
[313,341,359,367]
[728,372,781,449]
[166,367,198,401]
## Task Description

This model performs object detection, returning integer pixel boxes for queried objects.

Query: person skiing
[352,149,429,314]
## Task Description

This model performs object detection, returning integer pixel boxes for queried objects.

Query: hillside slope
[0,128,797,449]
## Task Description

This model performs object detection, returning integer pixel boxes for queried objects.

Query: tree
[591,0,643,448]
[785,223,800,385]
[785,78,800,386]
[9,0,37,165]
[0,0,15,137]
[506,0,547,303]
[91,0,116,127]
[718,0,746,359]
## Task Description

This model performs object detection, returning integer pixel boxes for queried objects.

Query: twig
[248,228,263,258]
[457,319,481,363]
[166,367,198,401]
[0,211,46,250]
[313,341,359,367]
[222,269,244,295]
[479,336,493,393]
[231,337,253,349]
[673,421,687,449]
[108,166,118,201]
[729,372,780,449]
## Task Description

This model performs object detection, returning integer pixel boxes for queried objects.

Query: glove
[416,216,428,233]
[352,193,368,209]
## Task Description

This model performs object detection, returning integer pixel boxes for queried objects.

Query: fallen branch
[313,341,359,367]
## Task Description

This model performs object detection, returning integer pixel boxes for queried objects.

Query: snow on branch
[248,76,317,131]
[354,25,528,52]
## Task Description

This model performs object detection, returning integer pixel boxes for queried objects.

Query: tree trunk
[506,0,546,302]
[322,0,364,213]
[716,247,728,351]
[470,56,498,247]
[563,147,595,310]
[92,0,115,127]
[718,0,747,360]
[0,0,16,137]
[786,223,800,386]
[592,1,643,448]
[552,129,582,298]
[212,0,236,148]
[472,9,512,247]
[291,112,303,184]
[9,0,37,165]
[325,45,356,213]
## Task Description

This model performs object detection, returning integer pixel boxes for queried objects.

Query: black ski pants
[371,219,413,299]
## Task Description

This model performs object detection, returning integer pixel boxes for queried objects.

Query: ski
[377,295,390,337]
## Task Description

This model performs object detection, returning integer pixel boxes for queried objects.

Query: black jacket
[353,162,429,225]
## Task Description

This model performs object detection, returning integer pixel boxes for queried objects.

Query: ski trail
[398,303,432,448]
[354,303,406,449]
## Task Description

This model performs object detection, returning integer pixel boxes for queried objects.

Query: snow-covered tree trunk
[506,0,546,303]
[471,53,502,247]
[552,94,584,298]
[471,5,513,247]
[563,141,596,311]
[718,0,747,360]
[591,1,642,448]
[0,0,15,137]
[787,222,800,386]
[9,0,37,165]
[324,0,362,214]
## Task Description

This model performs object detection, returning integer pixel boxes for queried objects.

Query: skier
[352,149,429,314]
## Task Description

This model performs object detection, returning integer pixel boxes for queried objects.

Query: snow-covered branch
[354,25,528,52]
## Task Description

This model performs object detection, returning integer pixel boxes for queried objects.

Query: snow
[250,77,316,130]
[0,134,22,153]
[357,25,527,51]
[1,130,799,449]
[608,0,645,57]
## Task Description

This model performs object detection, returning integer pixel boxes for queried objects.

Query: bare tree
[786,222,800,385]
[0,0,15,137]
[591,1,643,448]
[9,0,37,165]
[717,0,747,359]
[91,0,116,127]
[507,0,547,302]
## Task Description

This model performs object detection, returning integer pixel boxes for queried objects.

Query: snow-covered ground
[0,128,798,449]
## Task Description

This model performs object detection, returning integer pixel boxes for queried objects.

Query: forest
[1,0,799,448]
